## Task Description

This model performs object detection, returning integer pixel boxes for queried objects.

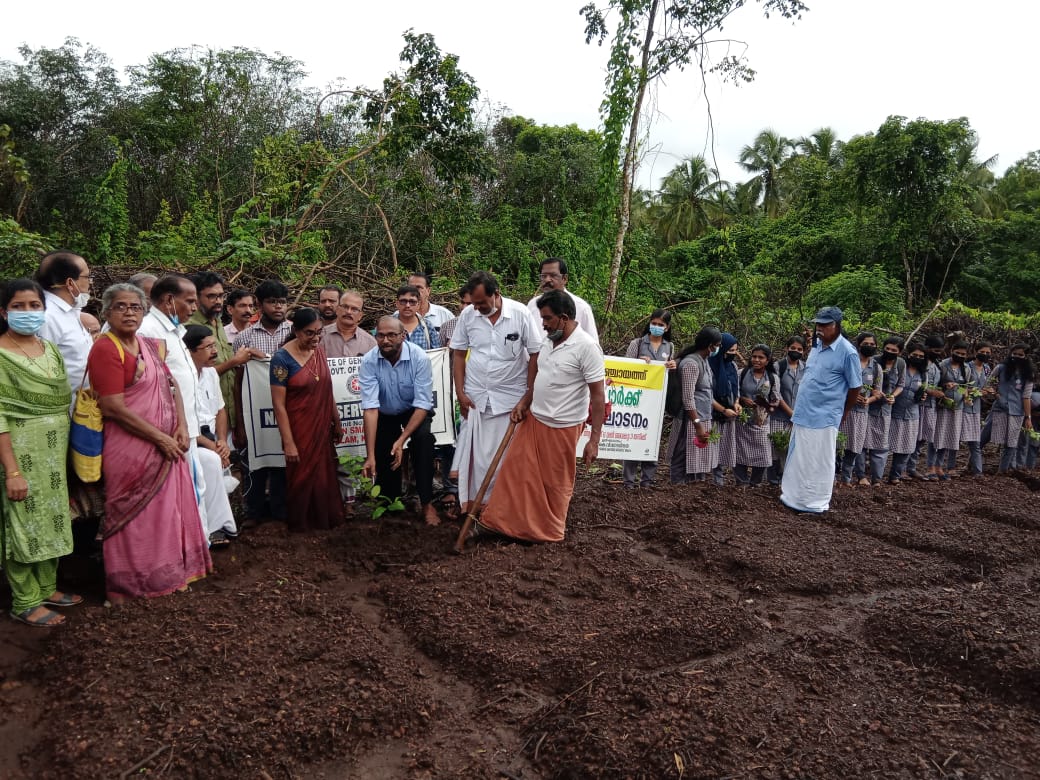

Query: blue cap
[812,306,843,324]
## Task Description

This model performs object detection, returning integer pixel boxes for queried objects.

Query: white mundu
[450,297,541,504]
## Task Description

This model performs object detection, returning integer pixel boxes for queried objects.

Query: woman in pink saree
[87,284,211,602]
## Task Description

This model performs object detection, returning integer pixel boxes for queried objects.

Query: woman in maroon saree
[270,308,344,532]
[87,284,211,602]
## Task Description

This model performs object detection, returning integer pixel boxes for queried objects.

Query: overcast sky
[3,1,1036,190]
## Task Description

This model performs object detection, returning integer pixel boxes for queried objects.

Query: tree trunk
[603,0,659,320]
[901,249,914,312]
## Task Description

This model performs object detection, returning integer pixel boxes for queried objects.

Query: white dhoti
[780,424,837,514]
[195,444,238,537]
[451,409,513,505]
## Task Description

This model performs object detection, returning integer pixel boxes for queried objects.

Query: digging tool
[453,419,517,553]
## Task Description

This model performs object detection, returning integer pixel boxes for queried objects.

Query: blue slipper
[43,592,83,608]
[10,607,65,627]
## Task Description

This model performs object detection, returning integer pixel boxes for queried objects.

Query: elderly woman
[270,307,344,532]
[0,279,81,627]
[86,284,211,602]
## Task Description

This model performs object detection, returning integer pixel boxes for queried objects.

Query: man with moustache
[323,290,377,358]
[317,285,343,327]
[473,289,604,543]
[450,271,541,515]
[37,250,94,400]
[780,306,862,514]
[188,272,260,429]
[223,289,256,341]
[232,279,293,527]
[525,257,599,345]
[359,316,440,526]
[407,271,454,332]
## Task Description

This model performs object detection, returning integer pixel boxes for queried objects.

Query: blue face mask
[6,310,47,336]
[709,347,720,358]
[649,324,666,337]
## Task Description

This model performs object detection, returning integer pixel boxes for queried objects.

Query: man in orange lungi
[476,289,605,542]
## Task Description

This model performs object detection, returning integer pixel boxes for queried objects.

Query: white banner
[242,348,455,472]
[577,356,668,461]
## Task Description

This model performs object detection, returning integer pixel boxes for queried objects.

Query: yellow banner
[603,359,666,390]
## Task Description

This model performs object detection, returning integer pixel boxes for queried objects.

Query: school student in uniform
[955,342,992,477]
[768,336,805,485]
[913,335,946,480]
[931,341,974,481]
[734,345,781,486]
[887,343,927,483]
[986,344,1035,473]
[863,336,905,485]
[839,333,883,486]
[709,333,741,486]
[666,327,722,484]
[621,309,676,488]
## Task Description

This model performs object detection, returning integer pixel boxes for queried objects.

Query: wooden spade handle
[453,419,518,552]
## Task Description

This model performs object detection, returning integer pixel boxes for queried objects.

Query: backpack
[664,363,685,418]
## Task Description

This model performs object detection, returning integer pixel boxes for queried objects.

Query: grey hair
[101,283,148,316]
[128,272,158,286]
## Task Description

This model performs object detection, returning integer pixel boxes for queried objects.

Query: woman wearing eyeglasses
[270,308,344,532]
[87,284,211,603]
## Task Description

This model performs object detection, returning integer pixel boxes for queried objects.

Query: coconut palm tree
[955,140,1003,219]
[796,127,844,167]
[654,155,724,244]
[738,129,793,218]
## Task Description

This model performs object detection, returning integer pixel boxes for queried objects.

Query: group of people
[1,251,1035,625]
[0,254,610,624]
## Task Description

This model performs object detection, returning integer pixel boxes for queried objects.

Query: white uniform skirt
[988,411,1024,448]
[960,412,981,443]
[735,418,772,468]
[717,419,738,467]
[919,406,937,442]
[839,408,869,453]
[933,407,963,451]
[865,412,891,451]
[889,417,919,455]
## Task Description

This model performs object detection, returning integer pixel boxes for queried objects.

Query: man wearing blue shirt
[781,307,862,514]
[359,316,440,526]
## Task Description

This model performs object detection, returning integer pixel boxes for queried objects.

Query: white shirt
[527,289,600,345]
[138,308,202,437]
[196,365,225,433]
[423,303,455,330]
[41,290,93,395]
[449,297,542,415]
[531,326,605,428]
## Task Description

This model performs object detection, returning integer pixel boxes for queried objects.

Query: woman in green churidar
[0,279,81,627]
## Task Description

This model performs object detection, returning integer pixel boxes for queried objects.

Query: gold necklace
[4,334,53,377]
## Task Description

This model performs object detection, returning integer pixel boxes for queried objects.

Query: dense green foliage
[0,36,1036,350]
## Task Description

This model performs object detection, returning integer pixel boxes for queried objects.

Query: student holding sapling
[887,343,927,483]
[954,342,992,477]
[838,333,883,487]
[929,341,974,481]
[985,344,1034,473]
[734,344,781,486]
[863,336,905,486]
[666,327,722,484]
[913,335,946,480]
[708,333,742,486]
[767,336,805,485]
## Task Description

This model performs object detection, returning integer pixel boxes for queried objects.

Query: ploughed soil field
[1,461,1038,779]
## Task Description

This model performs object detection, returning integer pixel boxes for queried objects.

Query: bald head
[378,315,404,333]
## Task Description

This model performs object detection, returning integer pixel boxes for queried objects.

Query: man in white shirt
[408,271,454,332]
[525,257,599,345]
[137,274,215,542]
[450,271,541,514]
[474,289,604,543]
[37,250,94,399]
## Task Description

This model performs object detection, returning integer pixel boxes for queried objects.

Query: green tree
[581,0,808,318]
[738,128,793,218]
[654,155,723,243]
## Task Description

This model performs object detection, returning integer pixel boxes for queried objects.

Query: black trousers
[375,411,435,504]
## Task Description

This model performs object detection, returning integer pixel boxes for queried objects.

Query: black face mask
[976,354,991,363]
[908,357,928,370]
[787,350,803,363]
[951,355,965,365]
[859,345,877,357]
[723,352,736,363]
[880,352,898,364]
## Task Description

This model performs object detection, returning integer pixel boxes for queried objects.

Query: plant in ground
[338,453,405,519]
[836,431,849,456]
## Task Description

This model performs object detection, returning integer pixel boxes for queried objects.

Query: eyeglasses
[299,329,323,339]
[78,272,94,280]
[376,332,403,340]
[397,299,419,306]
[202,292,227,301]
[194,343,217,352]
[109,302,144,314]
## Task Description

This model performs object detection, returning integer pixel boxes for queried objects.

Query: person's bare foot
[423,503,441,527]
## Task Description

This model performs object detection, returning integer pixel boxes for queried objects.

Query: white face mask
[74,291,90,309]
[483,305,499,319]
